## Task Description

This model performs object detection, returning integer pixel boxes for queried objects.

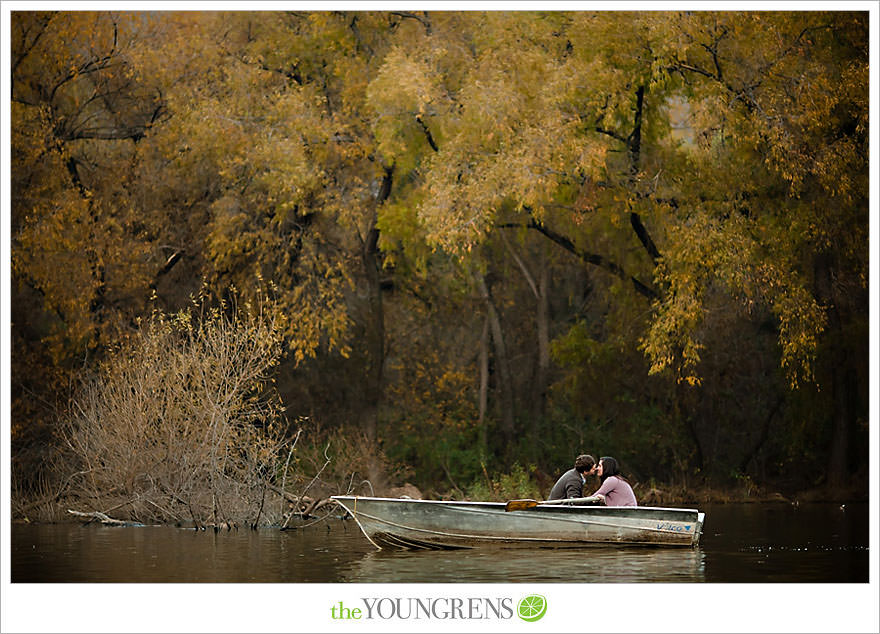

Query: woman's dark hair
[599,456,628,483]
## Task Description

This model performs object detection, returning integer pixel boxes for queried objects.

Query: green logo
[517,595,547,622]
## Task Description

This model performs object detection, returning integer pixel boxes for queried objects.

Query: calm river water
[10,502,868,583]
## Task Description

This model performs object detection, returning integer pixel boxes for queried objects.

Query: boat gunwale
[330,495,702,515]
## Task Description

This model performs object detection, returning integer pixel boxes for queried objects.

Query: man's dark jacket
[548,468,584,500]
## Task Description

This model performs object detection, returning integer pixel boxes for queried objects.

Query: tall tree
[11,12,173,456]
[370,11,868,484]
[11,10,867,495]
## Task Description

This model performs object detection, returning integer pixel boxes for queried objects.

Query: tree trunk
[499,234,550,439]
[814,252,850,488]
[675,378,704,481]
[533,261,550,430]
[361,225,382,444]
[66,154,108,330]
[827,351,851,489]
[359,165,394,444]
[478,314,490,456]
[476,274,516,454]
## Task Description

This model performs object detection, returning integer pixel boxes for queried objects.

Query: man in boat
[548,454,596,500]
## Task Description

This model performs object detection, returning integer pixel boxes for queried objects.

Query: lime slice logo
[517,594,547,622]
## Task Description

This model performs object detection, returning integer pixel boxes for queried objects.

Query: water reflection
[11,523,376,583]
[11,502,868,583]
[343,545,706,583]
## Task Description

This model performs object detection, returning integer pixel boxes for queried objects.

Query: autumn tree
[10,10,868,502]
[10,12,176,478]
[367,11,868,484]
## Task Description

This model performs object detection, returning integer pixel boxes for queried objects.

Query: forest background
[8,10,870,527]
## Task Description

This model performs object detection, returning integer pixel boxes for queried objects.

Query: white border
[2,3,878,633]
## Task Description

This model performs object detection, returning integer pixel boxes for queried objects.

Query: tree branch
[231,51,303,85]
[416,115,438,152]
[390,11,432,35]
[593,94,628,143]
[12,12,55,77]
[501,217,659,300]
[63,125,154,142]
[499,231,538,299]
[630,212,661,264]
[595,126,628,143]
[47,29,119,105]
[626,85,645,170]
[153,251,182,283]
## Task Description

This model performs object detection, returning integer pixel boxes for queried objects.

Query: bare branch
[630,212,661,264]
[390,11,432,34]
[416,114,439,151]
[500,216,659,300]
[499,231,539,299]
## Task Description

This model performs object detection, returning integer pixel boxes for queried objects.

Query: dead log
[67,509,128,525]
[301,497,333,518]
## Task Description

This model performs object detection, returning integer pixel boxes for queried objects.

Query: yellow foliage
[11,9,867,412]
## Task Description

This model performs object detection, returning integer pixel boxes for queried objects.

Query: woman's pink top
[591,475,638,506]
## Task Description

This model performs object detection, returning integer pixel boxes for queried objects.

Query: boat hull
[331,496,704,550]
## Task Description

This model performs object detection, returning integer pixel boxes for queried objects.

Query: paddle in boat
[331,495,705,550]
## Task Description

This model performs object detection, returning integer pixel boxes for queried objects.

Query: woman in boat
[591,456,638,506]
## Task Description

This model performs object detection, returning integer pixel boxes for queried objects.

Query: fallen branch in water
[301,497,333,518]
[281,502,336,531]
[67,509,129,525]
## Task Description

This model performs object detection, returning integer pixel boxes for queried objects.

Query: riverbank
[632,482,869,506]
[12,476,868,527]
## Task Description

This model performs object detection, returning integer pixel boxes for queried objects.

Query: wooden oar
[504,496,599,512]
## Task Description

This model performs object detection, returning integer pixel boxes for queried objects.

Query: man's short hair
[574,454,596,473]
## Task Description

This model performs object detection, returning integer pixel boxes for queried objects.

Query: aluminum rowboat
[331,495,705,550]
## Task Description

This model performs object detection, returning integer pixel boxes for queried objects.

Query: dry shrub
[62,291,291,526]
